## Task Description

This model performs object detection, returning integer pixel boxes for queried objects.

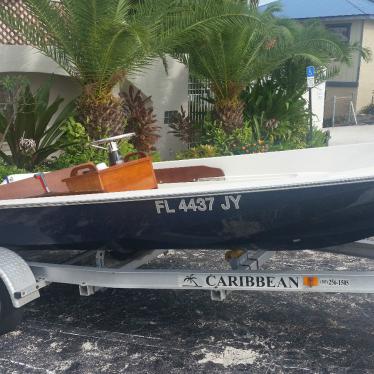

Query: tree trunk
[213,98,245,133]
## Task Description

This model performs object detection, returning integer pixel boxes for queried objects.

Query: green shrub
[202,120,269,155]
[0,160,27,182]
[119,140,136,158]
[242,76,309,127]
[177,117,328,159]
[269,127,329,151]
[176,145,219,159]
[199,122,234,155]
[308,127,330,148]
[46,117,106,169]
[360,103,374,115]
[47,117,138,169]
[176,121,269,159]
[150,152,161,162]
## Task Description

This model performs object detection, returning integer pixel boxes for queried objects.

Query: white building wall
[0,45,81,105]
[0,45,69,76]
[127,57,188,160]
[356,20,374,111]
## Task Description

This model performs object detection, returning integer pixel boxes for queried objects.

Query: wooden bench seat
[155,166,224,184]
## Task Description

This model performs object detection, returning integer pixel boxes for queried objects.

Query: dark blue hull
[1,179,374,252]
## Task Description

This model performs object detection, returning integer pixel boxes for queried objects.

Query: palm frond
[178,9,366,102]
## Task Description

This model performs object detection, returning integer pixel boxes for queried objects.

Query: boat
[1,141,374,254]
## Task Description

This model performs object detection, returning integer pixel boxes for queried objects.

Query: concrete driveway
[0,249,374,373]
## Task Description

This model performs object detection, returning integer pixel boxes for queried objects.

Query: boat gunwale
[1,174,374,210]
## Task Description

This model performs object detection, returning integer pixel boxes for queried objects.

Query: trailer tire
[0,280,23,335]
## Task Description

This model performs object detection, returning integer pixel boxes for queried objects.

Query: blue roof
[261,0,374,19]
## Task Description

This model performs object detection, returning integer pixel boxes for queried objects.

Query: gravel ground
[0,249,374,373]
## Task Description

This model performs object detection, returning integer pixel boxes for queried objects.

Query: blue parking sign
[306,66,315,78]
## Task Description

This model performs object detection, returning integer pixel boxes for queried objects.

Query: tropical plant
[176,144,219,160]
[241,75,308,126]
[169,106,200,145]
[0,0,260,139]
[177,4,367,132]
[174,4,273,132]
[46,117,106,169]
[307,127,330,148]
[268,127,329,151]
[201,120,268,154]
[175,113,329,159]
[121,85,159,153]
[47,117,138,169]
[0,79,75,170]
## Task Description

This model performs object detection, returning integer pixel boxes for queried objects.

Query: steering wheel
[92,133,135,145]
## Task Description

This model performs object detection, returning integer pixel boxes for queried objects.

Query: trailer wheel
[0,280,23,335]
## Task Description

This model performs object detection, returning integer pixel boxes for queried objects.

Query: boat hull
[1,178,374,252]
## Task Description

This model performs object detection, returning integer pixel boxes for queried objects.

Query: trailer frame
[1,244,374,334]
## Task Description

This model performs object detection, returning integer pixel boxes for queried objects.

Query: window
[326,24,351,42]
[164,110,179,125]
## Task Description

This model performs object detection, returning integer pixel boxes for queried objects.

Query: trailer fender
[0,247,40,308]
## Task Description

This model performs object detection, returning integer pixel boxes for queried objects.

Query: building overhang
[295,15,374,22]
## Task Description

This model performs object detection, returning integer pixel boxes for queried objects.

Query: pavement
[0,249,374,373]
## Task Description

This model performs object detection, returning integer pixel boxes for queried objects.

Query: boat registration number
[154,195,241,215]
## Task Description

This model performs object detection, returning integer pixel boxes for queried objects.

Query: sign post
[306,66,315,144]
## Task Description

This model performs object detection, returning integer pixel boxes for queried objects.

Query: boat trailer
[1,244,374,334]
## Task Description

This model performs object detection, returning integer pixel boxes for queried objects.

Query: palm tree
[0,0,262,139]
[176,4,366,132]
